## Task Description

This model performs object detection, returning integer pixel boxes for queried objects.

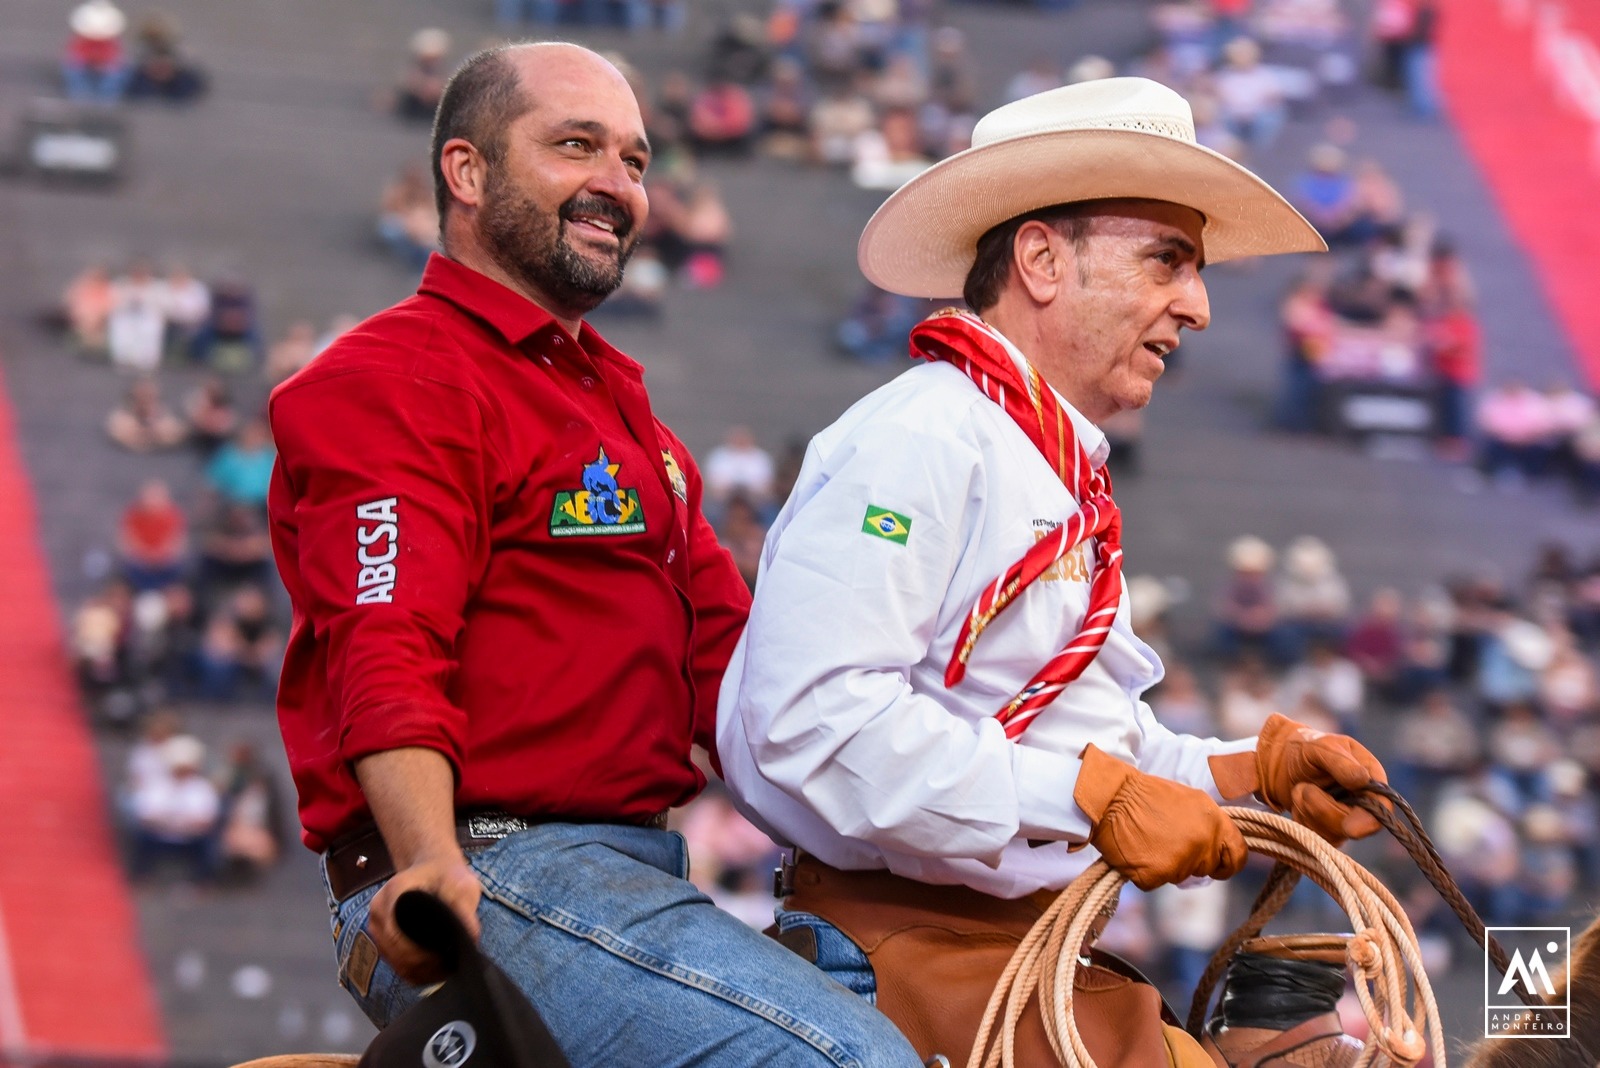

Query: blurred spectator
[1418,235,1475,313]
[1151,881,1230,997]
[377,163,440,272]
[1394,590,1453,700]
[395,29,450,123]
[706,12,768,81]
[1369,0,1417,93]
[704,425,775,506]
[126,709,183,796]
[676,181,734,288]
[1148,660,1215,737]
[689,79,757,155]
[717,493,767,591]
[205,418,276,511]
[216,741,286,880]
[106,377,186,452]
[1212,37,1285,152]
[1217,652,1278,739]
[195,585,283,700]
[1127,575,1174,662]
[62,0,132,104]
[1275,535,1350,651]
[107,260,167,372]
[600,246,669,318]
[1518,803,1577,922]
[129,734,220,881]
[1213,535,1288,663]
[1273,267,1336,432]
[192,276,263,373]
[1344,587,1406,693]
[183,375,238,458]
[851,106,931,191]
[1290,144,1359,243]
[1545,383,1596,482]
[159,264,211,359]
[1391,688,1480,799]
[1478,612,1550,709]
[1539,626,1597,729]
[266,320,319,386]
[928,27,979,115]
[1574,413,1600,506]
[119,478,188,592]
[1348,158,1406,237]
[1434,776,1522,924]
[127,12,207,102]
[1477,380,1551,482]
[837,284,924,363]
[62,263,115,353]
[757,57,813,161]
[1490,700,1562,808]
[810,82,876,165]
[73,578,132,694]
[1421,292,1479,460]
[196,500,275,598]
[1279,639,1363,734]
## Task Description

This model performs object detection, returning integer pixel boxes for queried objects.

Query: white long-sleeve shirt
[718,336,1254,898]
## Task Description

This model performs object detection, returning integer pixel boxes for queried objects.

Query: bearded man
[718,78,1389,1065]
[267,43,920,1067]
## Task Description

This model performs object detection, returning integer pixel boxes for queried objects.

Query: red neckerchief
[909,309,1124,739]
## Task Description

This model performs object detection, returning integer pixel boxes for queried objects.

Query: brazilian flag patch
[861,504,912,545]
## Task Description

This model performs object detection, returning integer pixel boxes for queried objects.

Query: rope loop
[966,808,1447,1068]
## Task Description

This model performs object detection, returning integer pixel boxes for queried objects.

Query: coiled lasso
[966,808,1446,1068]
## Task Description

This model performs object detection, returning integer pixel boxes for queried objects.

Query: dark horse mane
[1462,913,1600,1068]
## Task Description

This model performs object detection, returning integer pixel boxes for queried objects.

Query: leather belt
[324,810,669,905]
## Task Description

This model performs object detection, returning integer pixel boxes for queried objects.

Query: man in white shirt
[718,78,1388,1064]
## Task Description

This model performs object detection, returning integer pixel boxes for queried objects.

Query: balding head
[429,43,635,236]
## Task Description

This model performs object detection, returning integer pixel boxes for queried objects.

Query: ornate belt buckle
[466,814,530,840]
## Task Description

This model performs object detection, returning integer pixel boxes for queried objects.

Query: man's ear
[1011,220,1065,305]
[439,137,487,211]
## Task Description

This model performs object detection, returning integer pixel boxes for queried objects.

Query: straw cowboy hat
[70,0,126,40]
[857,77,1325,298]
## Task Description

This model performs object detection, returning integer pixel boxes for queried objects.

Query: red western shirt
[268,254,750,851]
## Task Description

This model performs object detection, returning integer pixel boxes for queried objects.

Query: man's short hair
[430,46,534,234]
[961,203,1095,312]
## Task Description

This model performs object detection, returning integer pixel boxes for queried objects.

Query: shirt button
[667,549,677,563]
[552,336,564,345]
[579,376,596,392]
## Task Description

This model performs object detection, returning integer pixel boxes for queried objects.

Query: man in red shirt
[268,42,917,1067]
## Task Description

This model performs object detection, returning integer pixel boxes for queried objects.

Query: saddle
[1201,935,1362,1068]
[776,854,1211,1068]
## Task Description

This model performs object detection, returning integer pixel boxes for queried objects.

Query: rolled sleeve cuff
[1012,743,1094,844]
[339,700,467,782]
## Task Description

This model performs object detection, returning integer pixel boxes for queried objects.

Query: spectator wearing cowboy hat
[63,0,133,104]
[718,77,1387,1068]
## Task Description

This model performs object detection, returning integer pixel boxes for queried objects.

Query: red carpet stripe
[1439,0,1600,390]
[0,360,166,1059]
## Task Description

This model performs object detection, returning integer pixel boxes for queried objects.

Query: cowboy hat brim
[857,128,1327,298]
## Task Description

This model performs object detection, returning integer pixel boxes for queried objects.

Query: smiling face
[447,45,652,319]
[1033,200,1210,420]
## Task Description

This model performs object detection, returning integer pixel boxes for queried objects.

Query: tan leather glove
[1209,713,1388,844]
[1073,744,1248,892]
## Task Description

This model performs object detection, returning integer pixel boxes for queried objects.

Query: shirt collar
[416,253,644,377]
[984,322,1111,470]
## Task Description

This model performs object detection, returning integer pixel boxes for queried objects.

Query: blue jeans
[327,822,920,1067]
[775,907,878,1002]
